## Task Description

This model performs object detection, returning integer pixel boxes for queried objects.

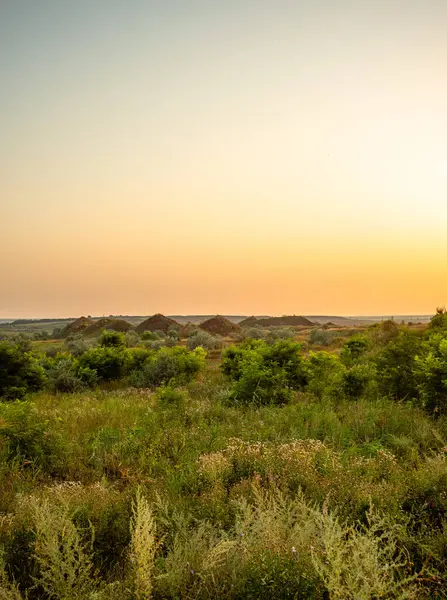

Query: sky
[1,0,447,318]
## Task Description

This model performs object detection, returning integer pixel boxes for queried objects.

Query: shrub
[125,330,141,348]
[66,333,90,356]
[375,332,423,401]
[222,340,308,406]
[0,341,46,400]
[340,334,370,365]
[306,351,345,399]
[429,307,447,331]
[130,346,206,388]
[99,330,126,348]
[46,356,86,393]
[187,330,222,351]
[340,363,377,399]
[78,347,131,382]
[0,401,63,472]
[414,334,447,415]
[309,328,333,347]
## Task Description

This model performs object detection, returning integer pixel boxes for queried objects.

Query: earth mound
[238,316,259,327]
[135,314,182,335]
[251,315,314,327]
[199,315,241,336]
[61,316,94,337]
[84,318,132,336]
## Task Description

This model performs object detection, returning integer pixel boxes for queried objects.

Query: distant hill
[249,315,314,327]
[83,318,132,336]
[136,314,182,334]
[199,315,241,336]
[238,316,259,327]
[61,316,95,337]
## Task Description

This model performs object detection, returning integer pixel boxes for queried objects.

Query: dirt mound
[83,318,132,336]
[238,316,259,327]
[199,315,241,336]
[251,315,315,327]
[61,316,95,337]
[135,314,182,335]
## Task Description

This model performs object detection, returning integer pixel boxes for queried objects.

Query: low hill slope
[83,318,132,336]
[135,313,182,334]
[253,315,314,327]
[61,316,94,337]
[199,315,241,336]
[238,316,259,327]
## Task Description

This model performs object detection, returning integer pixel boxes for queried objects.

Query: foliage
[129,346,206,388]
[222,339,308,405]
[78,346,132,382]
[99,330,126,348]
[1,315,447,598]
[375,332,423,401]
[414,334,447,415]
[429,307,447,331]
[187,330,222,351]
[130,489,156,599]
[309,328,333,346]
[340,334,370,365]
[0,341,46,400]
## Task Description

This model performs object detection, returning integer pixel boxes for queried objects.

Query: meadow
[0,313,447,599]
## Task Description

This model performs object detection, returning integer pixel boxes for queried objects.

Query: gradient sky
[1,0,447,317]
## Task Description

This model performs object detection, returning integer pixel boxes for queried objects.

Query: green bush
[0,401,63,472]
[414,334,447,415]
[66,333,90,356]
[340,363,377,399]
[306,351,345,399]
[99,330,126,348]
[429,307,447,331]
[44,354,98,393]
[0,341,46,400]
[187,330,222,351]
[340,334,370,365]
[222,339,308,406]
[129,346,206,388]
[78,346,132,382]
[375,331,423,401]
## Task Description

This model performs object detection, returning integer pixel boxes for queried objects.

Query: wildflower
[190,569,195,575]
[292,546,297,553]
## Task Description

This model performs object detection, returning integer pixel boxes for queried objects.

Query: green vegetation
[0,314,447,598]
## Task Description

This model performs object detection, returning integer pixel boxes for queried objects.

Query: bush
[414,334,447,415]
[0,341,46,400]
[0,401,63,472]
[78,347,131,382]
[340,334,370,365]
[44,354,98,393]
[309,329,333,347]
[375,332,423,401]
[99,330,126,348]
[429,307,447,331]
[66,333,90,356]
[129,346,206,388]
[125,330,141,348]
[340,363,377,399]
[187,330,222,351]
[306,351,345,400]
[222,339,308,406]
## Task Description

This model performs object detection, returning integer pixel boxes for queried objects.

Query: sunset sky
[1,0,447,318]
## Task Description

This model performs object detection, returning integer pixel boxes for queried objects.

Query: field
[0,314,447,598]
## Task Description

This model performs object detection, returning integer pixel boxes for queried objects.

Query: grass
[1,332,447,598]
